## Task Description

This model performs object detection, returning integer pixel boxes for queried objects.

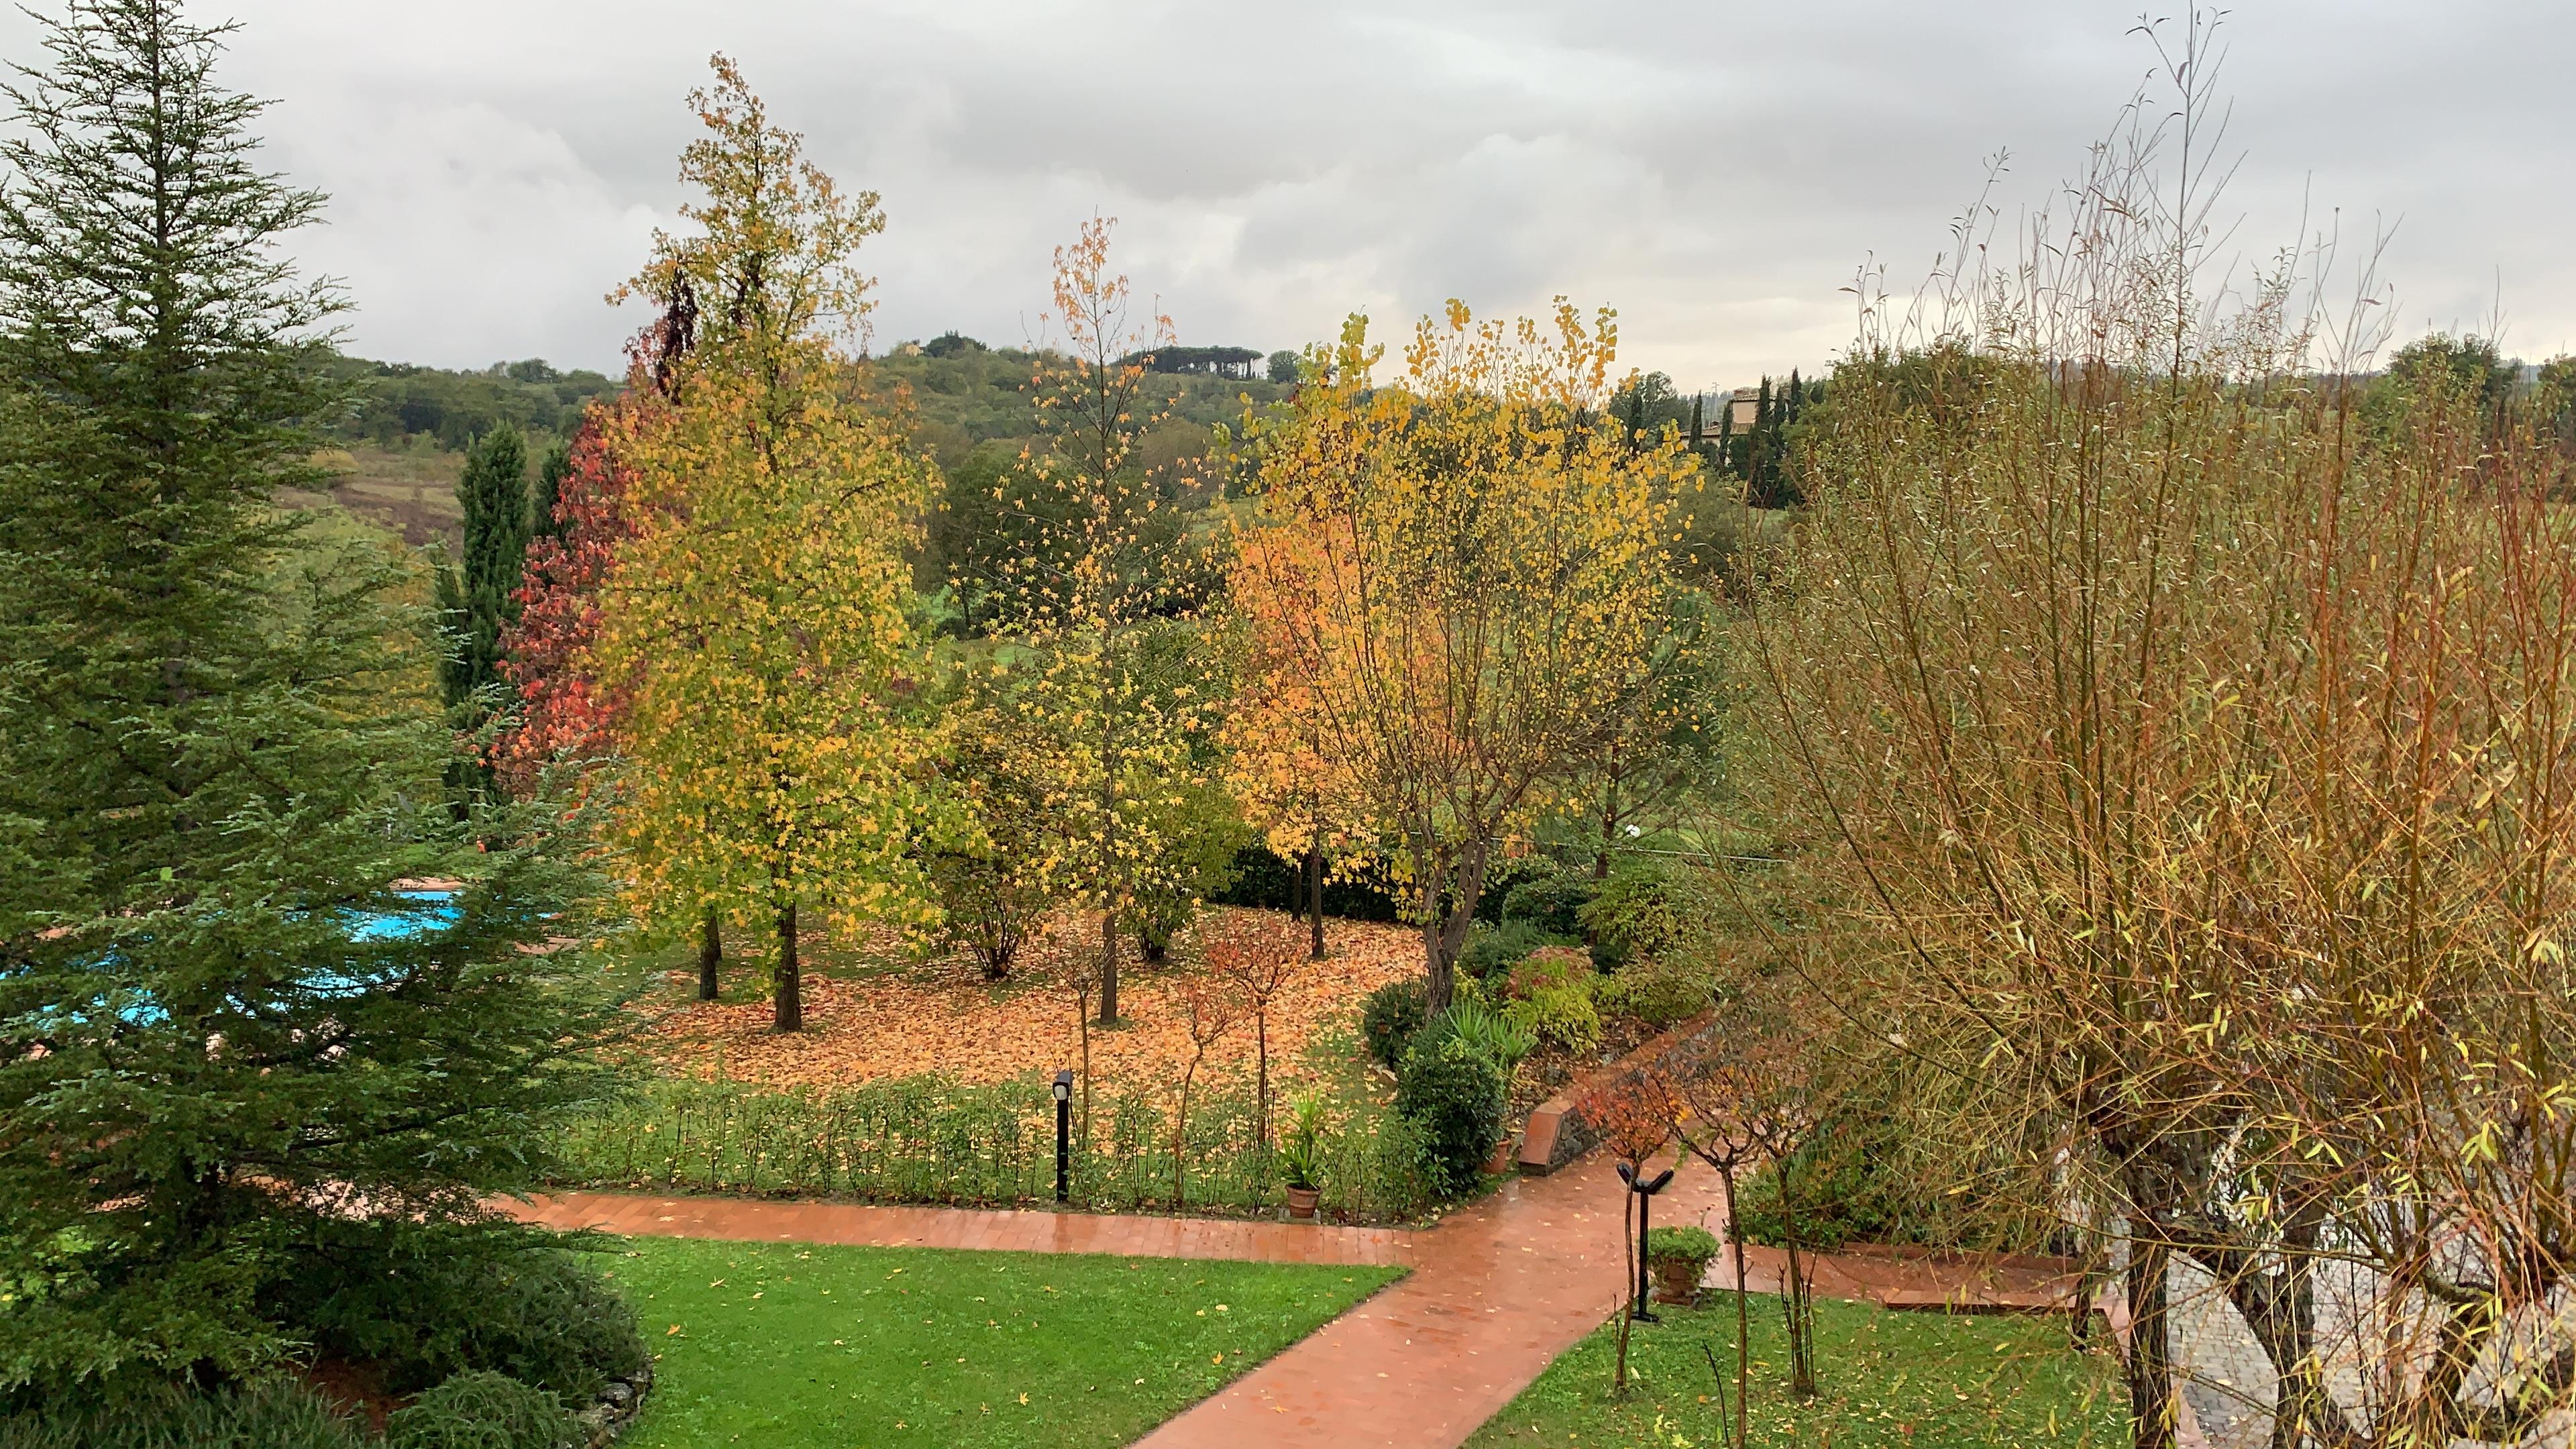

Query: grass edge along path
[602,1234,1404,1449]
[1463,1291,2125,1449]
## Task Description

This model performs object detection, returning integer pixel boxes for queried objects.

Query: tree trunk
[698,910,722,1001]
[1096,910,1120,1024]
[1613,1185,1637,1396]
[1726,1165,1750,1449]
[1254,1010,1271,1152]
[1780,1152,1817,1399]
[773,897,802,1032]
[1422,866,1454,1015]
[1172,1067,1193,1209]
[2126,1226,2176,1449]
[1305,837,1326,960]
[1421,839,1496,1015]
[1595,761,1618,880]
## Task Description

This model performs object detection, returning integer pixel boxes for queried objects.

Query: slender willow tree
[588,57,938,1032]
[1233,304,1697,1011]
[0,0,619,1396]
[1749,31,2576,1446]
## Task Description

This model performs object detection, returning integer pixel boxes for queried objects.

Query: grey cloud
[0,0,2564,382]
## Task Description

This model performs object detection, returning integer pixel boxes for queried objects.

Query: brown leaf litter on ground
[642,907,1419,1094]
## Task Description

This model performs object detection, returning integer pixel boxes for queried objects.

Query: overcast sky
[13,1,2568,390]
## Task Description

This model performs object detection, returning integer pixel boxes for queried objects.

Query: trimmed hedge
[551,1073,1442,1222]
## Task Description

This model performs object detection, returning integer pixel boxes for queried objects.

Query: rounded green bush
[382,1371,575,1449]
[1361,977,1427,1068]
[1394,1038,1507,1195]
[268,1223,646,1401]
[1645,1224,1723,1268]
[1456,919,1556,982]
[1500,872,1596,938]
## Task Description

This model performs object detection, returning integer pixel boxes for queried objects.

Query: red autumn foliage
[493,403,647,794]
[1576,1068,1678,1166]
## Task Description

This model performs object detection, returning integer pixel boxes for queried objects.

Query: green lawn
[1467,1292,2122,1449]
[599,1236,1402,1448]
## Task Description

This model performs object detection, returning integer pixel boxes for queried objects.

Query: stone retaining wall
[1516,1008,1725,1173]
[574,1361,653,1446]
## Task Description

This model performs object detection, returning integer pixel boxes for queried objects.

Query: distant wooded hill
[301,342,1287,546]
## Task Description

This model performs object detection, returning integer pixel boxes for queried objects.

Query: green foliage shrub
[1473,855,1551,924]
[1597,953,1715,1030]
[551,1073,1438,1222]
[1644,1224,1723,1270]
[1395,1040,1509,1197]
[1416,994,1538,1079]
[1501,951,1603,1057]
[264,1223,643,1401]
[1578,860,1692,971]
[382,1371,575,1449]
[1211,844,1405,922]
[1456,918,1556,981]
[0,1379,366,1449]
[1362,977,1428,1068]
[1277,1094,1327,1192]
[1500,871,1596,938]
[1733,1110,1926,1252]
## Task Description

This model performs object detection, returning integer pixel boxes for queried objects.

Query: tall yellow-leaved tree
[591,57,936,1031]
[1233,304,1697,1011]
[984,219,1224,1025]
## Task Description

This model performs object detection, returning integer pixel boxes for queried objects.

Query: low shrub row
[549,1073,1443,1222]
[0,1375,584,1449]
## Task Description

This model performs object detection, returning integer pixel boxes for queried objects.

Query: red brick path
[510,1148,1727,1449]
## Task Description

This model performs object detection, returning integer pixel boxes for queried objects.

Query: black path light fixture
[1053,1069,1075,1204]
[1618,1160,1676,1323]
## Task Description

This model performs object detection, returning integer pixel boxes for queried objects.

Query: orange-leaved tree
[1222,608,1373,961]
[984,217,1226,1024]
[1233,305,1697,1012]
[588,57,941,1031]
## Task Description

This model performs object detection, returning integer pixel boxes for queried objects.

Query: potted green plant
[1646,1224,1721,1304]
[1279,1094,1326,1220]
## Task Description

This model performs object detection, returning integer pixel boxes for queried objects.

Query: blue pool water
[346,889,461,942]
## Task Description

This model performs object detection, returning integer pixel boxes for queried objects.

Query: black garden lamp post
[1053,1069,1074,1203]
[1619,1160,1676,1323]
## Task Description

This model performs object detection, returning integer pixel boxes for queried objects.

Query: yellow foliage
[588,57,939,955]
[1230,300,1695,1001]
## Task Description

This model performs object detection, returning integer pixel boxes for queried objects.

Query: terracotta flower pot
[1651,1256,1708,1305]
[1285,1185,1320,1220]
[1484,1137,1519,1174]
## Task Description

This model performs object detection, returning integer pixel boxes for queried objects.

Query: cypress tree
[531,435,573,546]
[443,422,529,712]
[1748,376,1776,505]
[0,0,621,1398]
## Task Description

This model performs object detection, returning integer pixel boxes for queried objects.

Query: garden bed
[551,1069,1448,1224]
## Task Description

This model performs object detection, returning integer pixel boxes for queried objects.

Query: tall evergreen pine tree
[0,0,621,1397]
